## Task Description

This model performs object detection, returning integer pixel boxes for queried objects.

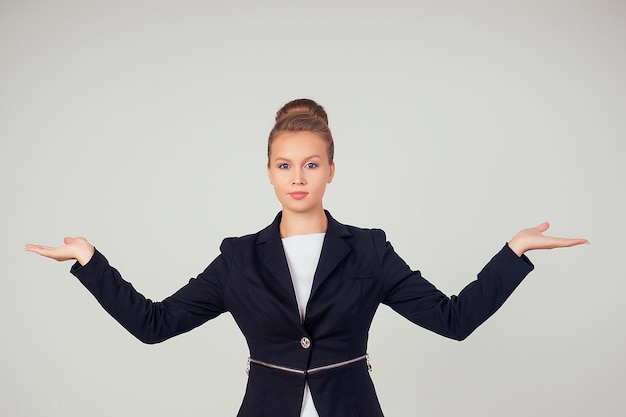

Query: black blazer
[72,211,534,417]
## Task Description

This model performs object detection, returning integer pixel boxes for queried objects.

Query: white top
[282,232,325,417]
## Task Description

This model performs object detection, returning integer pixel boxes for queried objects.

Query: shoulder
[217,214,278,257]
[345,224,387,244]
[327,213,388,244]
[218,231,258,255]
[327,214,390,263]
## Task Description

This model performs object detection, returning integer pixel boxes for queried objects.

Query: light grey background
[1,1,624,416]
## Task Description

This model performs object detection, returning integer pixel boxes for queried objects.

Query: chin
[282,204,323,215]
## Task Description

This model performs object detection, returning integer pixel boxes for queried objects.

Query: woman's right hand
[25,237,95,266]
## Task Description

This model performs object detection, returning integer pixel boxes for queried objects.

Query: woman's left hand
[507,222,589,256]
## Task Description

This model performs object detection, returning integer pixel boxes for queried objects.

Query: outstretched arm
[25,237,95,265]
[380,222,588,340]
[507,222,589,257]
[25,237,228,343]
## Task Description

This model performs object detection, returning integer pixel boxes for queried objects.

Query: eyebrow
[272,154,323,163]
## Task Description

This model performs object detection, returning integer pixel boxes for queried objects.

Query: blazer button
[300,337,311,349]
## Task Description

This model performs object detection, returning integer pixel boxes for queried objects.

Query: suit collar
[311,211,351,297]
[256,210,351,243]
[256,210,352,301]
[256,212,293,302]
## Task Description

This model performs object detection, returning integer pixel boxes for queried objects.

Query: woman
[25,99,588,417]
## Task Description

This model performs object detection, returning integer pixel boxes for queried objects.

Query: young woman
[25,99,588,417]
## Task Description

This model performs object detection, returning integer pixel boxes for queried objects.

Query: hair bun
[275,98,329,125]
[268,98,334,164]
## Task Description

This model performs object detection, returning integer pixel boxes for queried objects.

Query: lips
[288,192,308,200]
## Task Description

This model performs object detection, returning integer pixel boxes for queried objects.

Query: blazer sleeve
[70,242,233,344]
[376,230,534,340]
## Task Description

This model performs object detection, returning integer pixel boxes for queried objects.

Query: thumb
[63,237,75,245]
[535,222,550,233]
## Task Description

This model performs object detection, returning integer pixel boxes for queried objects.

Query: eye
[278,163,290,169]
[304,162,318,169]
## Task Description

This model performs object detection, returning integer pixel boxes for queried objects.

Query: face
[268,131,335,216]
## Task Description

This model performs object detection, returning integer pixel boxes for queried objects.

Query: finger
[535,222,550,233]
[561,237,590,247]
[24,244,54,252]
[546,236,589,248]
[25,246,57,257]
[25,245,75,262]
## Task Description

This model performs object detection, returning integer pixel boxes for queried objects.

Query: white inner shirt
[282,232,325,417]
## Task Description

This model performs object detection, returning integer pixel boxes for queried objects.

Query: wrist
[76,245,95,266]
[507,237,526,257]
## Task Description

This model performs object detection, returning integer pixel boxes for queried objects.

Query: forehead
[270,131,328,160]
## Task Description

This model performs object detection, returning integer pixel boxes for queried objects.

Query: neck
[279,209,328,238]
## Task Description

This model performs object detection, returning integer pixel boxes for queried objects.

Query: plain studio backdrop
[1,1,624,416]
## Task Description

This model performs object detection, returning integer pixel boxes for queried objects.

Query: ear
[267,165,274,185]
[327,162,335,183]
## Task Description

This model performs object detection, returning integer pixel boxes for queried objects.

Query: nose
[292,168,306,185]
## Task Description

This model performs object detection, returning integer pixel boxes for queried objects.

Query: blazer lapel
[256,212,296,297]
[310,211,352,298]
[255,211,352,314]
